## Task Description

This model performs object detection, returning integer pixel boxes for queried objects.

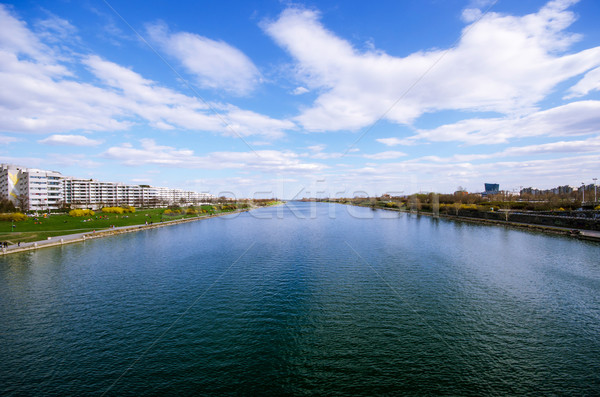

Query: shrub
[102,207,124,214]
[69,209,95,217]
[186,208,198,215]
[420,203,432,211]
[101,206,136,214]
[0,212,28,222]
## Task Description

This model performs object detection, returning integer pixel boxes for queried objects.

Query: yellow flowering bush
[0,212,28,221]
[102,206,136,214]
[69,209,95,217]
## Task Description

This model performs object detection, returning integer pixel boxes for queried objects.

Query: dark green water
[1,202,599,395]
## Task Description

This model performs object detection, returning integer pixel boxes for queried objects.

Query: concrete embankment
[1,209,252,256]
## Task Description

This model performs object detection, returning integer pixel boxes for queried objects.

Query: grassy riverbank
[0,205,239,244]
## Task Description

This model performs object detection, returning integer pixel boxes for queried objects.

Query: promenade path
[0,210,247,256]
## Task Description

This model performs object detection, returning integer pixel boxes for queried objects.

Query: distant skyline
[1,0,599,199]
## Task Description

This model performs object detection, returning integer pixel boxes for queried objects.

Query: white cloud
[406,135,600,164]
[0,50,130,133]
[307,144,326,152]
[500,135,600,157]
[38,134,103,146]
[0,156,44,168]
[565,66,600,98]
[147,22,261,95]
[412,100,600,145]
[292,86,309,95]
[46,153,101,168]
[363,151,407,160]
[221,107,294,139]
[0,135,19,144]
[0,4,53,61]
[264,2,600,132]
[35,13,78,44]
[83,55,294,139]
[310,152,343,160]
[103,139,326,173]
[0,7,292,140]
[375,137,417,147]
[324,153,599,194]
[305,146,361,160]
[461,8,483,23]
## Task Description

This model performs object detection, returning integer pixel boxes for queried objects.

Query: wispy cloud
[565,66,600,98]
[39,134,103,146]
[376,137,417,147]
[47,153,101,169]
[35,11,79,44]
[292,86,309,95]
[411,100,600,145]
[103,139,326,173]
[363,151,407,160]
[0,135,19,144]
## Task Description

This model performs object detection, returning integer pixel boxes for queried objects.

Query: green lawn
[0,206,235,244]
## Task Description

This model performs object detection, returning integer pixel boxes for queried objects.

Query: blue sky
[0,0,599,199]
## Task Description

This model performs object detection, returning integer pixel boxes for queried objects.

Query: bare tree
[16,193,29,212]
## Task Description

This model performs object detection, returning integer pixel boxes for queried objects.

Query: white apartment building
[1,164,214,211]
[1,164,63,211]
[0,164,20,203]
[62,178,142,208]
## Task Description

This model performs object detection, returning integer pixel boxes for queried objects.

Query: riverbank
[0,207,253,256]
[342,203,600,243]
[439,212,600,242]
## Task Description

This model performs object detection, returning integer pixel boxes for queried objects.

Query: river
[1,202,599,395]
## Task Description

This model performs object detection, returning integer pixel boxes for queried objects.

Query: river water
[1,202,599,395]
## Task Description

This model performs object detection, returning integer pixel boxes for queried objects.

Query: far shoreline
[336,201,600,243]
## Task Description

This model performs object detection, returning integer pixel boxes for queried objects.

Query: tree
[0,198,17,213]
[16,193,29,212]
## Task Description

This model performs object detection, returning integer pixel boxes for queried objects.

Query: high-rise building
[484,183,499,194]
